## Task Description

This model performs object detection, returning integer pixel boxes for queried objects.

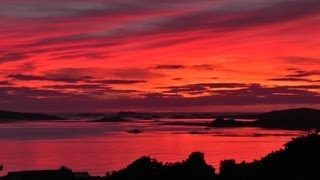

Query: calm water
[0,119,303,176]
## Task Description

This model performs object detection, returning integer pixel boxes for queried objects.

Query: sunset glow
[1,0,320,112]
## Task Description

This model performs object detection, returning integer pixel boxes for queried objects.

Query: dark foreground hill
[218,132,320,180]
[2,132,320,180]
[0,110,66,121]
[255,108,320,129]
[105,132,320,180]
[212,108,320,130]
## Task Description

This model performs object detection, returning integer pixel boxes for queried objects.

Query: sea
[0,118,303,176]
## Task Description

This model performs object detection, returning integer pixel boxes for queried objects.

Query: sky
[0,0,320,112]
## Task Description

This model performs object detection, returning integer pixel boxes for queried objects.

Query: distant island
[0,110,66,122]
[211,108,320,130]
[80,111,239,121]
[2,132,320,180]
[2,108,320,130]
[92,115,129,122]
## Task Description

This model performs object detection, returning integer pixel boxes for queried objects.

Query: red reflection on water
[0,133,296,176]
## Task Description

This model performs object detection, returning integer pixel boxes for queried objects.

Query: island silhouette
[3,107,319,130]
[92,115,129,122]
[0,110,65,122]
[211,108,320,130]
[156,108,320,130]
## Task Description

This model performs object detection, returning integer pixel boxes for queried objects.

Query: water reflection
[0,119,303,175]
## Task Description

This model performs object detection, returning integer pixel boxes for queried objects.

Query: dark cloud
[44,68,102,78]
[151,64,214,71]
[160,83,249,95]
[155,0,320,34]
[267,69,320,83]
[50,52,107,60]
[172,78,182,81]
[191,64,214,70]
[0,53,28,63]
[0,86,70,98]
[212,84,317,96]
[142,92,183,98]
[280,85,320,89]
[159,83,320,98]
[281,56,320,64]
[142,35,206,50]
[0,86,94,111]
[43,84,139,95]
[1,82,320,112]
[43,84,106,90]
[7,74,92,83]
[286,69,320,78]
[7,73,147,86]
[17,63,37,72]
[268,77,316,82]
[162,85,209,95]
[85,0,320,48]
[151,65,186,70]
[117,0,320,45]
[0,81,13,86]
[17,41,117,60]
[86,79,147,84]
[0,0,208,19]
[2,0,320,65]
[194,83,248,88]
[44,67,163,80]
[7,74,46,81]
[111,68,164,79]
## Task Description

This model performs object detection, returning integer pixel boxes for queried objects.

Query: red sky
[0,0,320,112]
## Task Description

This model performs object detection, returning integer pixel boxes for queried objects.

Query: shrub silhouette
[106,152,216,180]
[219,133,320,180]
[107,134,320,180]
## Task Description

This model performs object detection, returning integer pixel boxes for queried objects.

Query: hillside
[212,108,320,130]
[0,110,66,121]
[106,133,320,180]
[256,108,320,129]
